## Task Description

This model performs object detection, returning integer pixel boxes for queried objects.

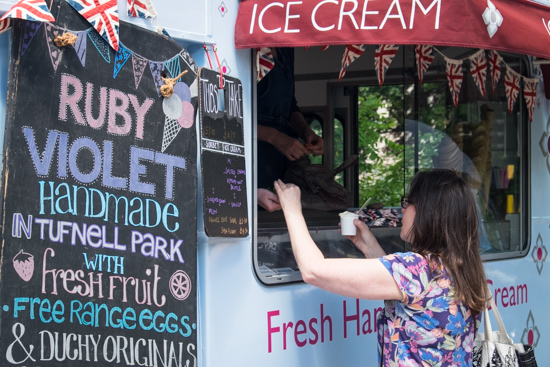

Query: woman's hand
[342,219,386,258]
[273,179,302,214]
[257,188,281,212]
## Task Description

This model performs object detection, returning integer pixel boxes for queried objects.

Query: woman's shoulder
[380,251,428,272]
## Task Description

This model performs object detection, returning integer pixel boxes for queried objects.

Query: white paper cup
[339,212,359,235]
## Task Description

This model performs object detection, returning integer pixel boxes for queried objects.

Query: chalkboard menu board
[199,68,248,237]
[0,2,198,366]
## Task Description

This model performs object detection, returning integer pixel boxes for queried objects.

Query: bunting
[21,21,42,55]
[74,31,87,66]
[66,0,120,51]
[0,19,10,34]
[127,0,157,19]
[504,68,521,112]
[44,24,64,71]
[179,49,198,75]
[131,53,148,88]
[445,57,464,108]
[415,45,434,84]
[149,61,165,97]
[113,42,131,78]
[523,78,538,122]
[488,50,503,93]
[0,0,55,23]
[256,47,274,82]
[87,28,110,63]
[469,50,488,97]
[374,45,399,87]
[338,44,365,81]
[165,55,182,78]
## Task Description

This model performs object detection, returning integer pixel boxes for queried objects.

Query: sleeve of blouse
[378,252,428,304]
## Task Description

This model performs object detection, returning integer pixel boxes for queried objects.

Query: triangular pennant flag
[149,61,165,97]
[504,68,521,112]
[21,21,42,55]
[0,18,10,34]
[488,50,503,93]
[113,42,132,78]
[165,55,181,78]
[415,45,434,84]
[44,24,64,71]
[128,0,157,19]
[132,53,148,89]
[179,49,197,75]
[67,0,120,51]
[469,50,488,97]
[73,30,87,67]
[87,28,110,63]
[0,0,55,23]
[339,44,365,81]
[257,47,274,82]
[523,77,538,122]
[445,57,464,107]
[375,45,399,87]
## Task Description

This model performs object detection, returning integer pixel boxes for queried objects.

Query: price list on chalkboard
[199,68,248,237]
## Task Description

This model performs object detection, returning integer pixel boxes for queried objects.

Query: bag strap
[483,288,514,345]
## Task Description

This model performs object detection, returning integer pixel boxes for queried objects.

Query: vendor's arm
[274,179,401,301]
[257,124,310,161]
[257,188,281,212]
[288,111,324,156]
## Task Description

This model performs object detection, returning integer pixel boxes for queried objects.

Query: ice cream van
[0,0,548,366]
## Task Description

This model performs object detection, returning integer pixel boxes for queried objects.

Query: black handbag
[516,344,538,367]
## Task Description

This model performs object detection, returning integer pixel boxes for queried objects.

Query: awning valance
[235,0,550,59]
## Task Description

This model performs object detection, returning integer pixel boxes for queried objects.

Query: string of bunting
[20,21,198,98]
[337,44,540,122]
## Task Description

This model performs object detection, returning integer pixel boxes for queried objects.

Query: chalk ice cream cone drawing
[161,80,196,152]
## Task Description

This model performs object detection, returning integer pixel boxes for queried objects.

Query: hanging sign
[199,68,248,237]
[0,1,198,366]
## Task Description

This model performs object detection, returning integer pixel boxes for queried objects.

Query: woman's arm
[274,180,402,301]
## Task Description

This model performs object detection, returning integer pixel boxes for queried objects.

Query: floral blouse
[377,252,478,367]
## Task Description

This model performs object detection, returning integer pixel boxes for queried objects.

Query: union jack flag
[0,19,10,34]
[445,57,463,107]
[127,0,157,19]
[256,47,274,82]
[523,78,538,122]
[415,45,433,84]
[488,50,503,93]
[67,0,119,51]
[469,50,487,97]
[374,45,399,87]
[338,44,365,81]
[0,0,55,33]
[504,68,521,112]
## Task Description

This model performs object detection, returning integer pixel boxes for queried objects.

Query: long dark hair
[406,169,488,316]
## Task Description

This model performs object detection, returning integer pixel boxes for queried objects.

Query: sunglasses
[401,196,410,209]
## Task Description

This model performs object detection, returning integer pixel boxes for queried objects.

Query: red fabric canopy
[235,0,550,59]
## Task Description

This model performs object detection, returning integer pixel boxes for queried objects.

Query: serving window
[254,46,529,285]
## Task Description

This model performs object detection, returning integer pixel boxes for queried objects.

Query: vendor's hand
[274,179,302,214]
[257,188,281,212]
[304,133,324,156]
[341,219,385,258]
[272,132,310,161]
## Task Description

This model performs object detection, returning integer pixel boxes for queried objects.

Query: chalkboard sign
[199,68,248,237]
[0,2,198,366]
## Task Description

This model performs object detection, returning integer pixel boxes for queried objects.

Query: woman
[274,169,488,367]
